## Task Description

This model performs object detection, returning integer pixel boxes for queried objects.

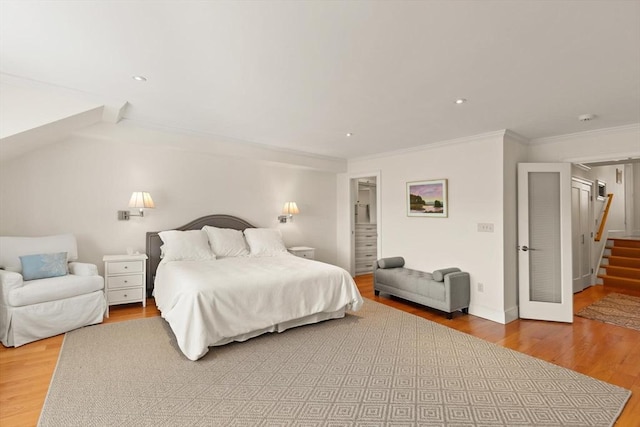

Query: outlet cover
[477,223,494,232]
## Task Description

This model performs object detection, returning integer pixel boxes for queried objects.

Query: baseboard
[504,305,519,323]
[608,230,628,238]
[468,303,518,324]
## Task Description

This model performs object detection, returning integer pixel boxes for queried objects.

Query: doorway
[517,163,573,323]
[571,178,593,293]
[349,172,381,277]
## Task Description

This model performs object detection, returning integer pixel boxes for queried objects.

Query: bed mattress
[154,255,363,360]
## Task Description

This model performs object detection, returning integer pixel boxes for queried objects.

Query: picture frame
[407,179,448,217]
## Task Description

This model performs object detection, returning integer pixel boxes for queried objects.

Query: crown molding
[112,119,348,173]
[121,117,346,164]
[503,129,529,144]
[528,123,640,145]
[1,73,127,123]
[349,129,508,162]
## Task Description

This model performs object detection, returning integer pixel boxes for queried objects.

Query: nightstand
[288,246,315,260]
[103,254,148,316]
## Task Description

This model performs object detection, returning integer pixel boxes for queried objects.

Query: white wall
[339,125,637,324]
[502,132,528,319]
[340,132,512,323]
[594,165,626,231]
[0,82,103,139]
[529,125,640,281]
[527,124,640,164]
[0,122,342,274]
[529,125,640,236]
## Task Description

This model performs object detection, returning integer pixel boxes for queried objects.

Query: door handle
[518,245,537,252]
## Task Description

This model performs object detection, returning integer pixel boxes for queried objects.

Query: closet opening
[349,174,380,276]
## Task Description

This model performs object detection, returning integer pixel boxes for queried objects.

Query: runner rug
[576,292,640,332]
[39,299,630,426]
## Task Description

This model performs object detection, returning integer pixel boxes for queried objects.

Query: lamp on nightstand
[278,201,299,223]
[118,191,155,220]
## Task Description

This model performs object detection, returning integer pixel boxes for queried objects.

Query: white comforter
[154,255,363,360]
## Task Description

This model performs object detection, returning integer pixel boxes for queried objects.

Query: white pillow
[243,228,288,257]
[158,230,216,263]
[202,226,249,258]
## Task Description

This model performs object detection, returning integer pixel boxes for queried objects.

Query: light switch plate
[477,223,494,232]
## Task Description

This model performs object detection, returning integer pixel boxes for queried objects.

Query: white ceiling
[1,0,639,159]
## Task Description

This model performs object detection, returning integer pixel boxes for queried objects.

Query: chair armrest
[0,270,24,306]
[444,271,470,287]
[444,272,471,308]
[68,262,99,276]
[432,267,462,282]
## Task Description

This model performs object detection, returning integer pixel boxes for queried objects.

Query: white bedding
[154,254,363,360]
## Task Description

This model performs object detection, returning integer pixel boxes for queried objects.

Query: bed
[146,214,363,361]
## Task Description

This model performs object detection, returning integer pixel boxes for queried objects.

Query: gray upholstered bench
[373,257,470,319]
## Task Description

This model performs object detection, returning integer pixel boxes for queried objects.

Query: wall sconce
[278,202,299,223]
[118,191,155,220]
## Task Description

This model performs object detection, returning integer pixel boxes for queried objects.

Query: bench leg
[374,290,380,296]
[462,307,469,314]
[447,312,453,320]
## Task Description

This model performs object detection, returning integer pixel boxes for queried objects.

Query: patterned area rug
[39,300,630,426]
[576,292,640,331]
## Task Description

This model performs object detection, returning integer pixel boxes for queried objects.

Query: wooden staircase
[598,238,640,291]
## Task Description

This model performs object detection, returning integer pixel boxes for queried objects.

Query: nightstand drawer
[293,250,314,259]
[108,288,144,304]
[107,261,143,275]
[107,274,144,290]
[288,246,315,260]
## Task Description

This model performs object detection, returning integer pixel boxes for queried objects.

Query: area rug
[39,300,630,426]
[576,293,640,332]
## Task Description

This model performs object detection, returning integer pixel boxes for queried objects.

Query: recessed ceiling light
[455,98,467,104]
[132,75,147,82]
[346,132,353,137]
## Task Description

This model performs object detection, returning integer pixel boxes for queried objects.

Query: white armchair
[0,234,106,347]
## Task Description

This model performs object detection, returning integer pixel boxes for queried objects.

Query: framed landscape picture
[407,179,448,217]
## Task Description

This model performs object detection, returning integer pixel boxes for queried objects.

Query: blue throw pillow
[20,252,68,281]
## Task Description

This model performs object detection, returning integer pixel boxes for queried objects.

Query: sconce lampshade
[129,192,155,209]
[282,202,299,215]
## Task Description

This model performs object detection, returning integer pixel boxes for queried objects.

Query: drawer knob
[124,294,127,297]
[124,266,128,269]
[124,280,128,283]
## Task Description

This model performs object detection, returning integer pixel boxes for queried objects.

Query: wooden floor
[1,277,639,427]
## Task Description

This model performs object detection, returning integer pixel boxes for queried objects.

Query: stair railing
[595,229,609,284]
[595,193,614,242]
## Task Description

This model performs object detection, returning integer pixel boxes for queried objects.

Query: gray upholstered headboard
[145,214,255,294]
